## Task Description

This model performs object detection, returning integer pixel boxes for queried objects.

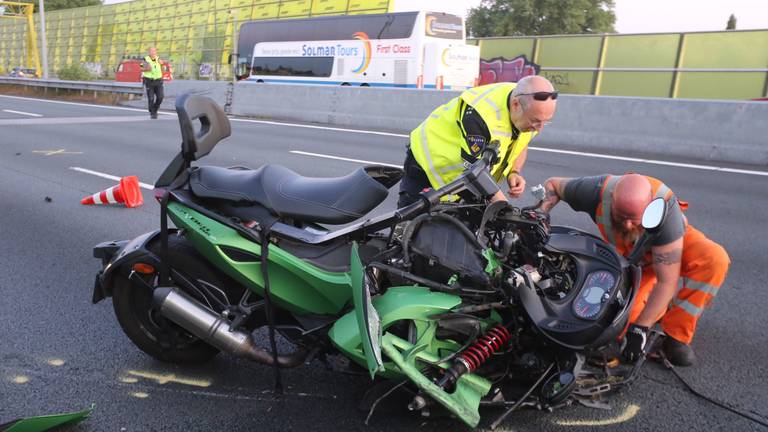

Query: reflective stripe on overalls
[597,175,730,344]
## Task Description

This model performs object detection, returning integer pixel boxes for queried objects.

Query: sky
[101,0,768,34]
[392,0,768,34]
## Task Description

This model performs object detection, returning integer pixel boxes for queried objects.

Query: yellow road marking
[555,404,640,426]
[11,375,30,384]
[130,391,150,399]
[119,376,139,384]
[46,358,66,366]
[126,370,212,388]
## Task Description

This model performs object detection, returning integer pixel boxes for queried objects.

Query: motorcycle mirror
[641,197,666,232]
[627,198,668,265]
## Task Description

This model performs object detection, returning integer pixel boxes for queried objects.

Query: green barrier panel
[479,37,535,60]
[471,30,768,99]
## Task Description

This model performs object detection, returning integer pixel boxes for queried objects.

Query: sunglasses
[517,91,559,101]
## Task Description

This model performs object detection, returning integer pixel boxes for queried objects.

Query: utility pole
[39,0,48,78]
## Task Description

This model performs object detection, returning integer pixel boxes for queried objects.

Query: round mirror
[641,198,666,230]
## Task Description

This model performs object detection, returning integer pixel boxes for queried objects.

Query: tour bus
[235,11,480,89]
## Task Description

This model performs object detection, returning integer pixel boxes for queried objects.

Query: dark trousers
[397,147,431,208]
[144,78,164,114]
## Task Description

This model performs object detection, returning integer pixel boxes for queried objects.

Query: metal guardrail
[0,77,143,94]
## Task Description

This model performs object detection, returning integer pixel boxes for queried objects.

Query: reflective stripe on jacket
[142,56,163,80]
[409,83,535,189]
[595,174,687,257]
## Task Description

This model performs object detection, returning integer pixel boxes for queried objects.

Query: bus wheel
[340,82,351,86]
[256,79,264,83]
[360,83,370,87]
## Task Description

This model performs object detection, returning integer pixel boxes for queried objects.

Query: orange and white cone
[81,176,143,208]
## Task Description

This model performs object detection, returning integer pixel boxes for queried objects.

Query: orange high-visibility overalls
[596,175,730,344]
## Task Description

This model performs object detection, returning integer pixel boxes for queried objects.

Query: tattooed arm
[634,237,684,327]
[540,177,572,212]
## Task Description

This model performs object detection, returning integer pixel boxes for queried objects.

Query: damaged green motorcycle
[92,94,666,428]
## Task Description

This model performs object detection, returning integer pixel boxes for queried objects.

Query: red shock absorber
[458,325,512,372]
[436,325,512,390]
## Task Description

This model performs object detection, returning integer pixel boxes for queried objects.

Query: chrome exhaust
[153,287,308,368]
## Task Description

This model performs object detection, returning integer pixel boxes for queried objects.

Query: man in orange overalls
[540,173,730,366]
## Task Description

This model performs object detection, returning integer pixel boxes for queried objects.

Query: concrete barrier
[538,95,768,167]
[123,81,768,167]
[231,83,458,133]
[121,79,230,111]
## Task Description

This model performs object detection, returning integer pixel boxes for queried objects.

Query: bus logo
[426,16,438,36]
[352,32,371,74]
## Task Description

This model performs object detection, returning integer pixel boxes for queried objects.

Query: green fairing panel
[0,404,94,432]
[381,333,491,428]
[330,286,495,427]
[329,286,463,377]
[167,202,352,315]
[349,242,384,378]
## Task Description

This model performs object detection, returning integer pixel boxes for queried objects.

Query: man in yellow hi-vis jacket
[141,47,164,119]
[398,76,558,207]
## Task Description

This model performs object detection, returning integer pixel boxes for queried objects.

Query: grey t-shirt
[562,175,685,246]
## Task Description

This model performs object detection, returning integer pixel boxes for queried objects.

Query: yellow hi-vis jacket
[409,82,535,190]
[142,56,163,80]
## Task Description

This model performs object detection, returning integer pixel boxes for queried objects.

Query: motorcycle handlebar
[395,142,500,221]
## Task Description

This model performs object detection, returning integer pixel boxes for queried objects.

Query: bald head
[612,174,653,225]
[513,76,555,100]
[148,47,157,58]
[509,75,557,133]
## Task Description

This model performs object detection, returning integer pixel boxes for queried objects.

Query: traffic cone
[81,176,143,208]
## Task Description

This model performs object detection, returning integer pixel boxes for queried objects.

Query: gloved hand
[623,324,649,362]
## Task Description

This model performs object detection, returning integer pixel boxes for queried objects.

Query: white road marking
[529,147,768,177]
[32,149,82,156]
[69,167,154,190]
[230,117,408,138]
[0,115,169,126]
[2,109,42,117]
[289,150,401,168]
[4,94,764,177]
[0,94,172,115]
[291,149,768,177]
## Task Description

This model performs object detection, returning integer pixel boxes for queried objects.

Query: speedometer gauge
[573,270,616,320]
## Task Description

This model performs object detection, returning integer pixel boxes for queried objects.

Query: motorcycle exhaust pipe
[153,287,308,368]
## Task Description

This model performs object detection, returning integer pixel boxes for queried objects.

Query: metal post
[231,9,238,83]
[670,33,687,98]
[592,35,609,96]
[39,0,48,78]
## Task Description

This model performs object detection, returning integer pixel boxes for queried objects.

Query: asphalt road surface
[1,94,767,431]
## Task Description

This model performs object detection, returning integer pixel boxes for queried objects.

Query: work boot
[663,337,696,367]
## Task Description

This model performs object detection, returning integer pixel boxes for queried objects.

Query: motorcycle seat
[189,165,391,225]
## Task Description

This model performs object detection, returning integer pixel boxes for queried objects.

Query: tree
[726,14,737,30]
[19,0,102,12]
[467,0,616,37]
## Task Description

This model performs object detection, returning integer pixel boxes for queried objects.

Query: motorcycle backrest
[176,93,231,162]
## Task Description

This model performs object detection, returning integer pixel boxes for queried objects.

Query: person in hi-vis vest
[540,174,730,367]
[141,47,164,119]
[398,76,558,207]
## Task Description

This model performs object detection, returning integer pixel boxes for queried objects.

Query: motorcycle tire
[112,233,230,364]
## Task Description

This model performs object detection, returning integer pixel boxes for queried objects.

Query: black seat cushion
[189,165,390,225]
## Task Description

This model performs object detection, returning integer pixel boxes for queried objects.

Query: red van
[115,58,173,83]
